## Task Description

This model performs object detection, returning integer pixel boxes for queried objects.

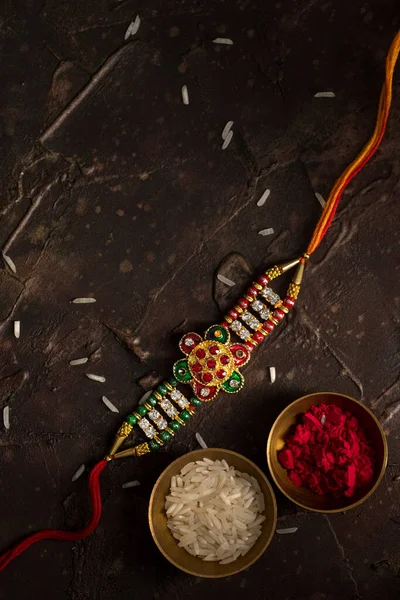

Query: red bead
[216,368,227,380]
[257,275,269,286]
[196,348,206,359]
[283,297,295,309]
[274,309,285,321]
[247,286,258,297]
[206,358,216,369]
[238,298,249,309]
[220,320,229,328]
[209,344,220,356]
[220,354,230,365]
[263,320,275,332]
[192,363,202,373]
[202,372,213,383]
[189,404,195,411]
[245,341,255,352]
[228,308,238,320]
[252,331,265,343]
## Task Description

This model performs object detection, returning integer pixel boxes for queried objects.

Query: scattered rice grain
[196,432,208,449]
[3,254,16,273]
[69,357,88,366]
[221,121,234,140]
[122,480,141,489]
[257,189,271,207]
[269,366,276,384]
[124,15,141,40]
[3,406,10,430]
[86,373,106,383]
[213,38,234,45]
[258,228,274,236]
[217,273,235,287]
[181,85,189,105]
[71,464,85,482]
[276,527,298,534]
[102,395,119,413]
[139,390,153,405]
[315,192,326,207]
[222,130,233,150]
[72,298,96,304]
[314,91,335,98]
[14,320,20,339]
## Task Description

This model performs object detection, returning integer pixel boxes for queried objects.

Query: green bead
[148,395,158,406]
[149,440,160,452]
[191,397,201,407]
[137,405,147,417]
[169,420,181,432]
[157,384,168,396]
[126,414,137,426]
[159,430,172,443]
[168,376,178,387]
[180,410,191,422]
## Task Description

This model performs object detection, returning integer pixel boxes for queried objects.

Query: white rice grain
[276,527,298,534]
[213,38,234,45]
[217,274,235,287]
[181,85,189,105]
[69,357,88,366]
[321,414,326,426]
[258,228,274,236]
[221,121,234,140]
[222,130,233,150]
[269,366,276,384]
[3,406,10,430]
[71,464,85,482]
[257,189,271,207]
[315,192,326,207]
[122,480,141,489]
[86,373,106,383]
[166,458,266,564]
[124,15,141,40]
[14,321,20,339]
[139,390,153,405]
[102,395,119,413]
[3,254,16,273]
[314,91,335,98]
[72,298,96,304]
[196,433,208,449]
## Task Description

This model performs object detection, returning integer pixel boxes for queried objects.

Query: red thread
[0,459,108,572]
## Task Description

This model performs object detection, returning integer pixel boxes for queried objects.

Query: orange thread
[307,30,400,256]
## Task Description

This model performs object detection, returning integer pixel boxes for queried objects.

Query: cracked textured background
[0,1,399,599]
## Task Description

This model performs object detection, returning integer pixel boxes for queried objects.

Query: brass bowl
[149,448,277,578]
[267,392,388,513]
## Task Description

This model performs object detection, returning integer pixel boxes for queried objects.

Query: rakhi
[1,30,399,574]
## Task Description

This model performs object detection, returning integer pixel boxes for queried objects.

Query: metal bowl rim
[149,447,277,577]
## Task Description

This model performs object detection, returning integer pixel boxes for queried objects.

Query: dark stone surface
[0,1,399,598]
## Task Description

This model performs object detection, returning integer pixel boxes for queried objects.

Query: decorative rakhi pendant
[106,256,305,460]
[174,325,249,401]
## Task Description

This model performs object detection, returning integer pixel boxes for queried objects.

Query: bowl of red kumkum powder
[267,392,388,512]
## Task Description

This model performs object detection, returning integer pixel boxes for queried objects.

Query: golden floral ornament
[173,325,249,401]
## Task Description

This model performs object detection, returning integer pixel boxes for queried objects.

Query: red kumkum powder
[278,403,376,498]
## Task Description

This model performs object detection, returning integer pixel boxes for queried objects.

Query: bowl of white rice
[148,448,277,577]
